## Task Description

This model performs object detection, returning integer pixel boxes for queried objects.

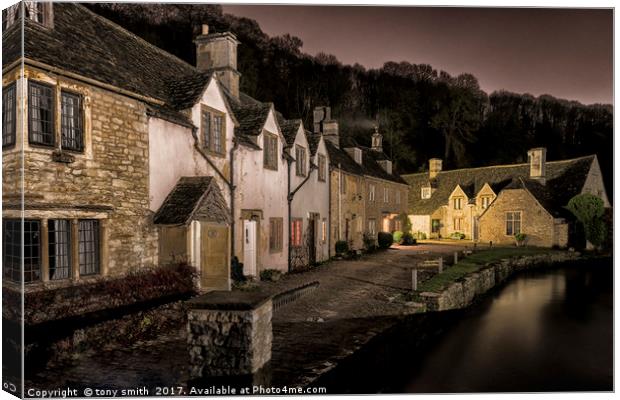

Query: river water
[399,259,613,393]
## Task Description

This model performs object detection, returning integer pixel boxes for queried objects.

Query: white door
[243,220,257,276]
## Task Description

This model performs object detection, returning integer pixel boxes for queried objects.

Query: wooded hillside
[86,3,613,194]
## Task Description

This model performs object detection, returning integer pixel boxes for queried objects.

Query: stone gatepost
[187,291,273,379]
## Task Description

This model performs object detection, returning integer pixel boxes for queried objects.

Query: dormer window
[201,106,225,156]
[453,197,463,210]
[421,187,431,199]
[295,145,307,177]
[263,132,278,170]
[3,2,52,32]
[481,196,492,209]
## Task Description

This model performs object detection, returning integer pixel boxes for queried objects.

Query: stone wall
[364,176,409,233]
[329,170,365,256]
[479,188,555,247]
[2,66,158,280]
[187,292,272,378]
[420,251,579,311]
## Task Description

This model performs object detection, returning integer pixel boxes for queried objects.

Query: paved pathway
[25,243,473,391]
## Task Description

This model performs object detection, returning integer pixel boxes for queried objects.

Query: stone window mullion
[40,218,50,282]
[71,219,80,282]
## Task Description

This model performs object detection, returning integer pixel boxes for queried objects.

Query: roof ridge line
[402,154,596,177]
[76,4,198,73]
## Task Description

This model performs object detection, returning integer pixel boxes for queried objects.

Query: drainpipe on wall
[192,128,238,258]
[338,163,342,241]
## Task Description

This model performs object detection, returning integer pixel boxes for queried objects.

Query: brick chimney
[194,24,240,100]
[371,126,383,152]
[527,147,547,184]
[313,106,339,147]
[429,158,442,179]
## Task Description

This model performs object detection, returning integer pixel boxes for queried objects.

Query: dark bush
[259,269,282,282]
[5,262,198,325]
[335,240,349,255]
[363,233,377,253]
[231,256,246,282]
[401,233,417,246]
[378,232,393,249]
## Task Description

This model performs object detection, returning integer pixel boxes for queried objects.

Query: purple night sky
[222,5,612,105]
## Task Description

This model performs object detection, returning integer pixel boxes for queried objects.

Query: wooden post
[411,268,418,291]
[71,219,80,282]
[41,219,49,282]
[438,257,443,273]
[454,251,458,265]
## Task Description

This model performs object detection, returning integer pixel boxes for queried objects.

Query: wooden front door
[200,223,230,291]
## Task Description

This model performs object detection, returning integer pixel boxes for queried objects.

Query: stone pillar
[40,218,49,282]
[71,219,80,282]
[187,291,273,379]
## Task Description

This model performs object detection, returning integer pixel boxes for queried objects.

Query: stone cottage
[318,108,409,255]
[403,148,609,247]
[2,2,240,290]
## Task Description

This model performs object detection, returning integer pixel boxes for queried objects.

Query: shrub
[335,240,349,255]
[378,232,393,249]
[566,194,606,247]
[393,230,404,243]
[6,262,197,325]
[450,232,466,240]
[231,256,245,282]
[260,269,282,282]
[398,212,412,234]
[515,233,527,245]
[414,231,427,240]
[401,232,417,246]
[363,233,377,252]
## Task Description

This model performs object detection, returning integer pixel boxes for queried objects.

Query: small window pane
[61,91,84,151]
[202,110,211,149]
[3,83,16,148]
[213,114,223,154]
[48,219,71,280]
[28,81,54,146]
[3,219,42,283]
[79,220,100,276]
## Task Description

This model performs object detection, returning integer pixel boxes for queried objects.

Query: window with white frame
[506,211,521,236]
[369,184,376,202]
[384,187,389,203]
[368,219,377,235]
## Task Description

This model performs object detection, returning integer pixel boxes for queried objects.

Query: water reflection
[402,260,612,392]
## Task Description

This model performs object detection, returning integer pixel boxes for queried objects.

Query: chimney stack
[527,147,547,184]
[429,158,442,179]
[194,24,241,100]
[313,106,340,147]
[371,126,383,152]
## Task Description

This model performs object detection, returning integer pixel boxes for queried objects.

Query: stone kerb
[187,291,273,379]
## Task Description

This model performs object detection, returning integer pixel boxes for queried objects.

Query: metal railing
[272,281,320,312]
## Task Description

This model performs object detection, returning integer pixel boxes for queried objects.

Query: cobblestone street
[26,243,473,391]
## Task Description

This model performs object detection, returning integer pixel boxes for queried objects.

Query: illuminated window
[421,187,431,199]
[291,219,303,247]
